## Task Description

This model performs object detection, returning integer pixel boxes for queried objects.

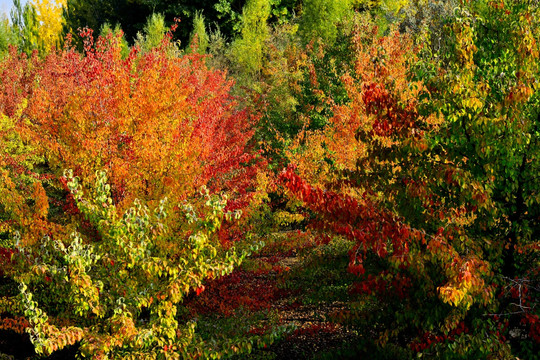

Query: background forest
[0,0,539,359]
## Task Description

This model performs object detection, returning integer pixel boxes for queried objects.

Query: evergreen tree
[63,0,150,47]
[99,22,130,58]
[62,0,301,49]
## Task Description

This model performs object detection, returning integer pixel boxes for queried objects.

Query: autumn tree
[421,2,540,356]
[250,11,363,170]
[99,22,129,58]
[30,0,66,54]
[11,27,257,211]
[0,23,274,357]
[280,5,539,355]
[0,100,55,268]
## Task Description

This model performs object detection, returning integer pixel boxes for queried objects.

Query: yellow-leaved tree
[30,0,66,54]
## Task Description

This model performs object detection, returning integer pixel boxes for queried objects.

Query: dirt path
[242,253,361,360]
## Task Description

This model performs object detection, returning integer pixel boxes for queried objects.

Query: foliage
[63,0,151,47]
[230,0,271,75]
[62,0,300,50]
[10,170,264,357]
[394,0,457,38]
[279,12,538,356]
[0,100,52,253]
[31,0,67,54]
[249,12,363,170]
[99,22,130,58]
[298,0,353,44]
[10,0,39,55]
[190,11,209,54]
[0,15,20,58]
[1,1,540,358]
[430,0,540,271]
[0,24,271,358]
[215,0,301,35]
[424,2,540,357]
[5,27,258,220]
[134,13,169,53]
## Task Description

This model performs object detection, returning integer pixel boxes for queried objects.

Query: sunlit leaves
[12,170,261,357]
[0,23,265,358]
[30,0,66,54]
[8,28,257,217]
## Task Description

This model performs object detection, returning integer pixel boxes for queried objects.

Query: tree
[230,0,271,74]
[15,170,262,357]
[0,21,272,358]
[423,2,540,356]
[31,0,67,54]
[0,15,20,57]
[190,11,209,54]
[0,100,52,264]
[99,22,129,58]
[63,0,302,49]
[280,6,539,355]
[251,11,362,170]
[63,0,151,47]
[298,0,353,44]
[134,12,168,53]
[1,27,262,249]
[10,0,40,55]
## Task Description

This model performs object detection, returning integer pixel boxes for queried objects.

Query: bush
[10,170,263,358]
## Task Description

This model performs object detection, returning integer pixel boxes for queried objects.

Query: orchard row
[0,1,538,359]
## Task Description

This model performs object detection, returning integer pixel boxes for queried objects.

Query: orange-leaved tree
[0,26,274,358]
[24,28,258,211]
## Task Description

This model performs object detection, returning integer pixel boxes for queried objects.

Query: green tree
[215,0,300,34]
[12,170,263,357]
[405,2,540,356]
[63,0,302,50]
[63,0,150,47]
[298,0,353,44]
[0,15,20,57]
[134,12,168,53]
[10,0,40,55]
[422,1,540,278]
[190,11,209,53]
[230,0,271,74]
